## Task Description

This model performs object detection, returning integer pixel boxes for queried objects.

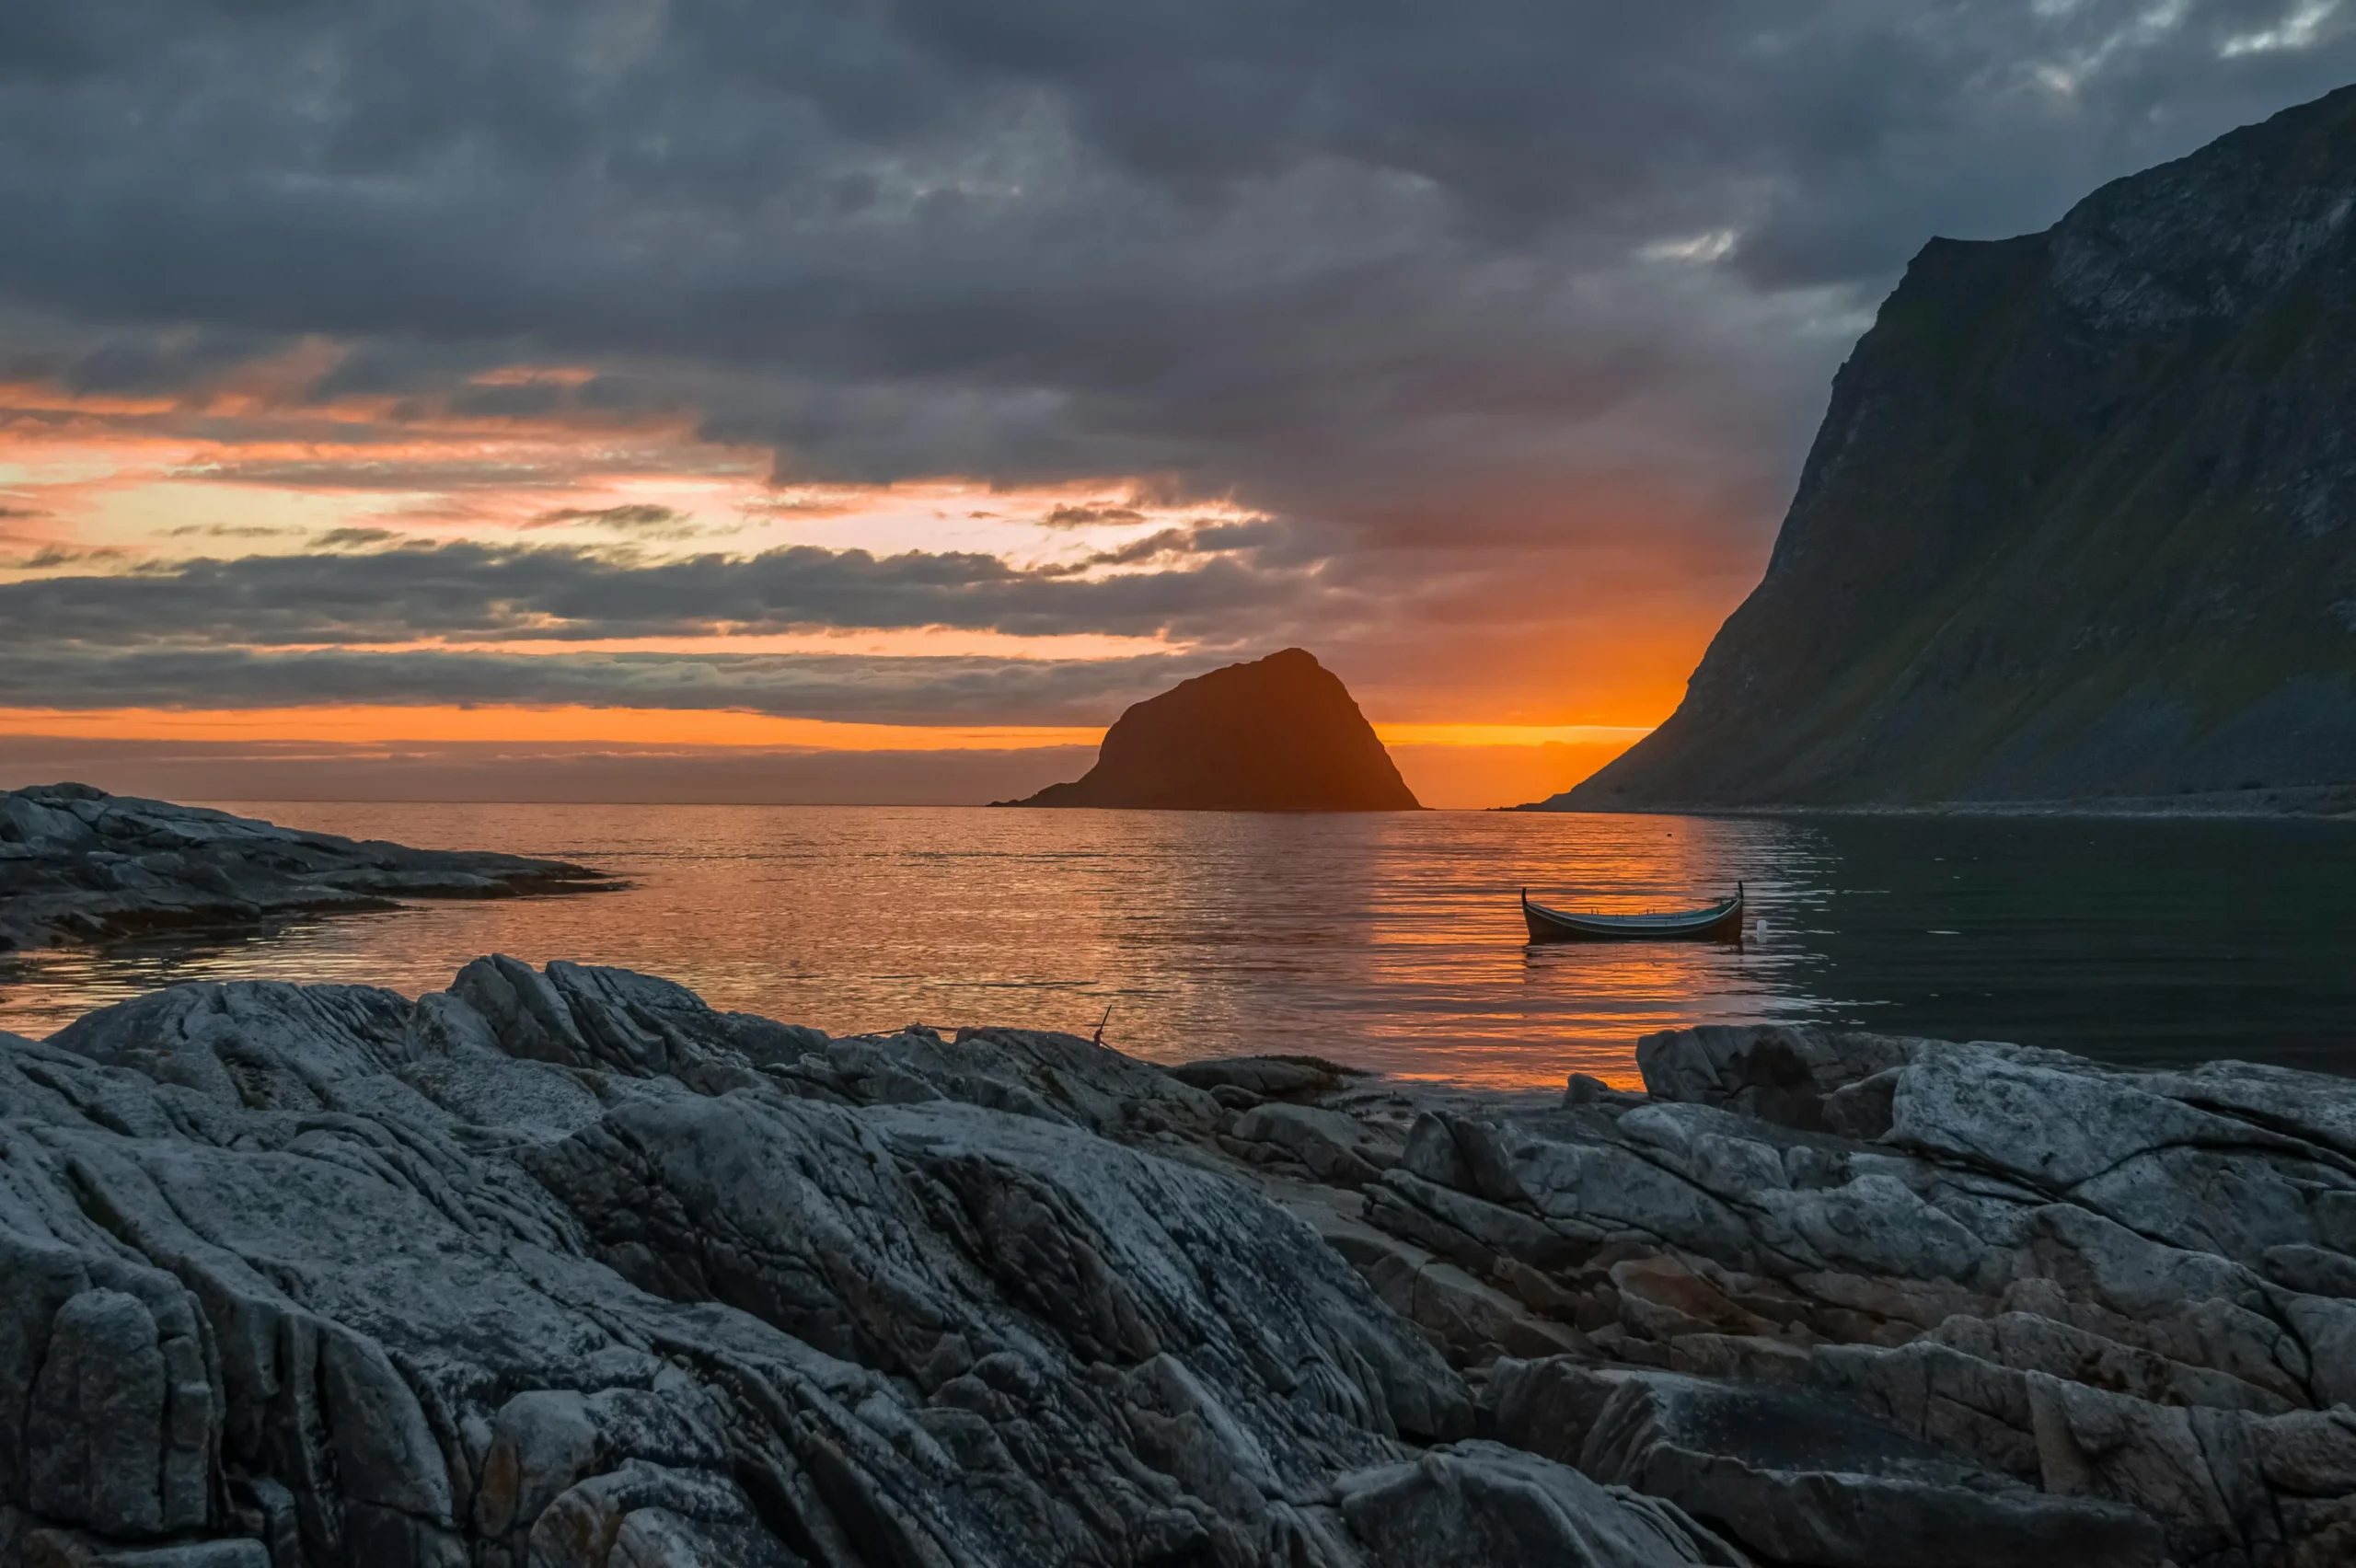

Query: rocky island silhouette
[1002,647,1422,812]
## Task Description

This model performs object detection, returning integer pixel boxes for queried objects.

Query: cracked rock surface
[5,961,2352,1566]
[0,785,608,951]
[0,957,1730,1567]
[1364,1022,2356,1567]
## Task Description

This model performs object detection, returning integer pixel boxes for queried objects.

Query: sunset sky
[6,3,2354,806]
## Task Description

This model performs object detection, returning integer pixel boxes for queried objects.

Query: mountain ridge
[1544,83,2356,813]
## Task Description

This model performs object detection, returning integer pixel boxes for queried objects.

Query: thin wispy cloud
[0,646,1213,726]
[0,541,1316,649]
[525,502,702,534]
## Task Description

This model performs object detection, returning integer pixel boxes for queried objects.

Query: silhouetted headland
[1537,85,2356,816]
[1000,647,1422,810]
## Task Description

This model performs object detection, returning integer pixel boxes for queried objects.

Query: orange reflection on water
[0,802,1828,1092]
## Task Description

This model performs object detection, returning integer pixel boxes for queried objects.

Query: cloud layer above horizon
[5,0,2354,795]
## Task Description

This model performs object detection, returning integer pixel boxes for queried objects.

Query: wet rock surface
[0,785,608,951]
[3,970,2351,1565]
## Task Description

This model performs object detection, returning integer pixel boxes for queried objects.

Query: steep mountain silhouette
[1547,85,2356,812]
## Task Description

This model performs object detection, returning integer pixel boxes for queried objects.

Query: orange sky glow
[0,359,1730,807]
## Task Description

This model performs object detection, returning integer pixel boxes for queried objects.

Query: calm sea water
[3,803,2350,1089]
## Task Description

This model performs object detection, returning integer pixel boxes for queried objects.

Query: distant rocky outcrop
[0,783,607,950]
[6,958,2354,1565]
[1549,85,2356,813]
[1001,649,1421,811]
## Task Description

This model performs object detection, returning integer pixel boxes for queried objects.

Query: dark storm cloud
[0,646,1210,726]
[4,0,2351,535]
[0,541,1323,647]
[6,1,2356,734]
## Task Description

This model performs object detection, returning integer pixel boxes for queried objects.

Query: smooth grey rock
[1928,1311,2295,1417]
[48,979,418,1111]
[474,1389,605,1538]
[1607,1255,1778,1343]
[446,955,781,1096]
[19,1536,272,1568]
[1337,1439,1747,1567]
[1753,1172,1995,1284]
[525,1459,803,1568]
[27,1290,188,1539]
[941,1024,1224,1137]
[2264,1242,2356,1297]
[1634,1025,1923,1131]
[1807,1338,2046,1480]
[2256,1409,2356,1495]
[1611,1103,1795,1189]
[2023,1372,2264,1565]
[1347,1234,1589,1366]
[1885,1050,2316,1190]
[1564,1073,1650,1110]
[2141,1059,2356,1165]
[1525,1365,2169,1568]
[2279,1293,2356,1409]
[1371,1169,1589,1271]
[1228,1101,1397,1187]
[1170,1055,1357,1101]
[1507,1130,1752,1261]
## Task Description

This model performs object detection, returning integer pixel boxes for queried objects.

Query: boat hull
[1520,891,1744,943]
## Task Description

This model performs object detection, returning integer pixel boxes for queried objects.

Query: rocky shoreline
[0,786,611,952]
[2,959,2350,1566]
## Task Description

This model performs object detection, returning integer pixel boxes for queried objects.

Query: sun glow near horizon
[2,357,1699,808]
[0,702,1651,809]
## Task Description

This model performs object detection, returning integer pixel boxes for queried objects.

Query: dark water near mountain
[3,803,2350,1088]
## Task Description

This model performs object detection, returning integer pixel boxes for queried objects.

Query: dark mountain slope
[1002,648,1421,810]
[1554,85,2356,811]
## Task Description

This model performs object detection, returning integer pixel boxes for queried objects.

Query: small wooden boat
[1521,883,1744,942]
